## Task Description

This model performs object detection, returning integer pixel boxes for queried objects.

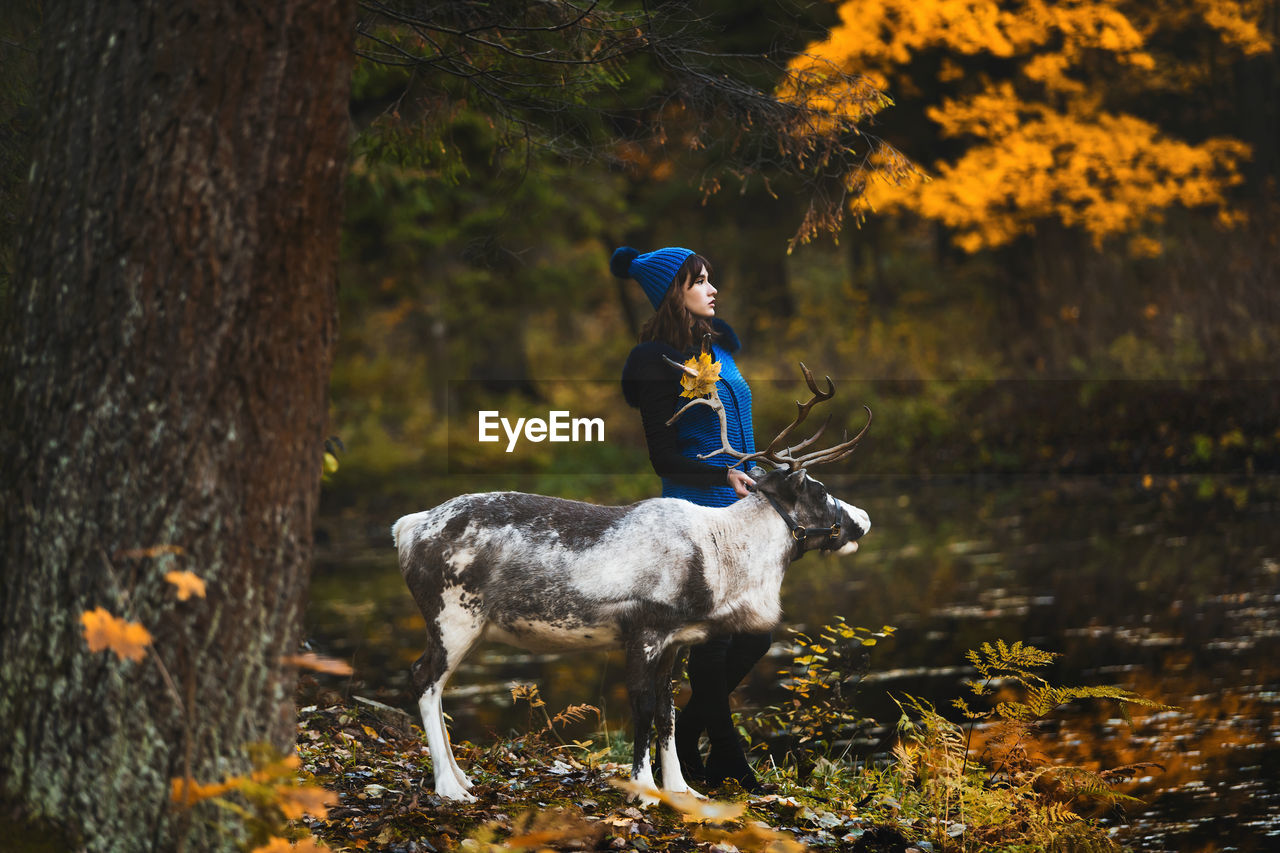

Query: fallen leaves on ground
[292,701,899,853]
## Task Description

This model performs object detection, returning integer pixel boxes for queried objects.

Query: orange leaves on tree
[81,607,152,663]
[790,0,1271,254]
[281,652,354,676]
[165,570,206,601]
[1198,0,1274,56]
[677,352,722,399]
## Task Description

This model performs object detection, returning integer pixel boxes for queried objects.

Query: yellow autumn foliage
[787,0,1272,252]
[173,751,335,834]
[678,351,722,399]
[164,570,206,601]
[80,607,152,663]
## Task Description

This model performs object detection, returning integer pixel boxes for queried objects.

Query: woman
[614,245,769,792]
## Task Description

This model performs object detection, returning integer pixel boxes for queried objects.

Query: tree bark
[0,2,353,849]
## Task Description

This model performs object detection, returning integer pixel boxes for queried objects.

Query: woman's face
[682,264,717,318]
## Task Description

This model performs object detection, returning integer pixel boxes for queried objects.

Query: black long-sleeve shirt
[620,319,749,490]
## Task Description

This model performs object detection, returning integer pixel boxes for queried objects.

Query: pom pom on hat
[610,245,697,310]
[610,246,639,279]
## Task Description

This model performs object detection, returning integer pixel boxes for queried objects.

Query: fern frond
[973,639,1060,680]
[1042,800,1080,824]
[891,741,918,785]
[1046,821,1123,853]
[995,700,1036,721]
[1099,761,1165,784]
[1057,684,1176,711]
[550,703,601,727]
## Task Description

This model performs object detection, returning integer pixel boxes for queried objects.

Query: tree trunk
[0,2,353,850]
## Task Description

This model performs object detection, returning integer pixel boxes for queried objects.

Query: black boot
[704,737,762,793]
[674,709,707,784]
[681,633,772,791]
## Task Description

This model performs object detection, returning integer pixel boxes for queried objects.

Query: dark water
[307,474,1280,852]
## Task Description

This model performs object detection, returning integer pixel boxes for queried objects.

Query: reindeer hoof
[437,782,477,803]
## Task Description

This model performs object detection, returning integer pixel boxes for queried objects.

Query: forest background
[326,0,1278,528]
[1,1,1278,851]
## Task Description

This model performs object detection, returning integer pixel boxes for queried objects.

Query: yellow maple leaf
[81,607,152,663]
[678,351,722,399]
[164,570,206,601]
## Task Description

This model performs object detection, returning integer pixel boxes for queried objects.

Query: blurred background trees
[2,3,1273,846]
[326,0,1277,529]
[788,0,1278,374]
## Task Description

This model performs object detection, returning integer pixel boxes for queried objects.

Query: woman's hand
[726,468,756,498]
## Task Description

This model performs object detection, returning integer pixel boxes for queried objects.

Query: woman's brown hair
[639,253,717,352]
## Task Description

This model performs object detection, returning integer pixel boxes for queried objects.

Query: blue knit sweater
[621,319,756,507]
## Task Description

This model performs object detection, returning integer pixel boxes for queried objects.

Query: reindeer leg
[436,700,472,793]
[624,630,667,806]
[654,645,702,797]
[412,588,485,802]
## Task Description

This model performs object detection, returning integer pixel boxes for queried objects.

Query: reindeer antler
[661,353,756,465]
[785,405,872,468]
[664,358,871,470]
[754,363,833,462]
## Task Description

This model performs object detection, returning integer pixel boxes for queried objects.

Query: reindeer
[392,363,871,802]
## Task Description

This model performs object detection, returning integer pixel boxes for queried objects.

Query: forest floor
[295,698,918,853]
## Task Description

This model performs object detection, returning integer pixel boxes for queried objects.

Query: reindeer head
[748,467,871,558]
[665,357,872,558]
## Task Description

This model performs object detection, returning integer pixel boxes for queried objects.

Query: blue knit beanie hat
[610,246,696,310]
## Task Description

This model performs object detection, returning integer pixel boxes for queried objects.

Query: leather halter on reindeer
[392,360,871,802]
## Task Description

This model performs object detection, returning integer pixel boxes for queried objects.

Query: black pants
[676,631,772,783]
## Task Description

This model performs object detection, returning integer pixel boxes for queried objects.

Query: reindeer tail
[391,515,415,552]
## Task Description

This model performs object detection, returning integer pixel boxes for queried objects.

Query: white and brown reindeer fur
[393,364,870,802]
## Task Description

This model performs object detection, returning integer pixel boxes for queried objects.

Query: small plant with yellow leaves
[749,617,895,772]
[508,681,606,771]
